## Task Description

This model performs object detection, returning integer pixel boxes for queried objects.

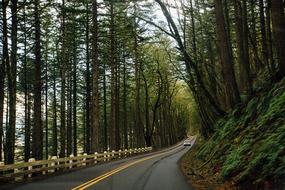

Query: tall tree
[266,0,274,75]
[271,0,285,78]
[60,0,66,158]
[52,60,57,156]
[259,0,270,73]
[214,0,240,108]
[84,1,91,154]
[133,10,143,147]
[103,58,108,151]
[234,0,253,95]
[110,2,120,150]
[66,67,72,156]
[5,0,18,164]
[43,17,50,159]
[122,55,128,149]
[72,32,77,156]
[23,5,31,162]
[0,0,9,162]
[91,0,99,153]
[32,0,43,160]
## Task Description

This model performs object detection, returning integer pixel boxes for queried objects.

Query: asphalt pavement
[0,138,195,190]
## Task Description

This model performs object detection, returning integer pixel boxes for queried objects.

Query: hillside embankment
[181,78,285,190]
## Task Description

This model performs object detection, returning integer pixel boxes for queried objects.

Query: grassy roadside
[180,137,237,190]
[180,78,285,190]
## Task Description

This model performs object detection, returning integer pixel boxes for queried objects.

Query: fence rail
[0,147,152,182]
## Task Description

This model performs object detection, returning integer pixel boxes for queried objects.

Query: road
[1,138,195,190]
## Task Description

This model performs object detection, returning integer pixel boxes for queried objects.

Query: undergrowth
[184,78,285,189]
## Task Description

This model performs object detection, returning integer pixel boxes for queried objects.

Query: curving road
[1,137,195,190]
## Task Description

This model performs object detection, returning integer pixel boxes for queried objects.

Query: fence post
[49,156,57,173]
[107,148,110,161]
[104,151,107,162]
[118,150,121,158]
[42,161,46,175]
[76,153,81,167]
[129,149,132,155]
[107,151,111,161]
[69,154,74,169]
[82,153,87,166]
[111,150,115,159]
[94,152,98,164]
[28,158,35,178]
[124,149,128,157]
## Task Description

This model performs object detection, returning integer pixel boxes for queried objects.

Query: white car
[183,140,192,146]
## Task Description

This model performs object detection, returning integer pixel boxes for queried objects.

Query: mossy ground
[181,79,285,189]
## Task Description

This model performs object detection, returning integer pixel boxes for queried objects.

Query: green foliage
[195,79,285,187]
[221,147,241,179]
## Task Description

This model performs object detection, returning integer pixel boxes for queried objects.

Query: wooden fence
[0,147,152,182]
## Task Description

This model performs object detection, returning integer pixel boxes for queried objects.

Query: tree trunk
[142,70,150,147]
[5,0,18,164]
[266,1,275,74]
[259,0,271,74]
[44,33,49,159]
[223,0,234,56]
[214,0,240,109]
[241,0,252,95]
[189,0,197,61]
[271,0,285,78]
[115,52,121,150]
[206,39,218,100]
[52,71,57,156]
[103,62,108,151]
[123,57,128,149]
[66,71,72,156]
[234,0,253,95]
[103,60,108,151]
[32,0,43,160]
[85,1,91,154]
[249,0,260,72]
[73,39,77,156]
[91,0,99,153]
[60,0,66,158]
[133,12,143,147]
[110,2,119,150]
[23,5,31,162]
[0,0,9,163]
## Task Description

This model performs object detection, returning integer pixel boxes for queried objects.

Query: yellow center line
[71,162,133,190]
[71,143,184,190]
